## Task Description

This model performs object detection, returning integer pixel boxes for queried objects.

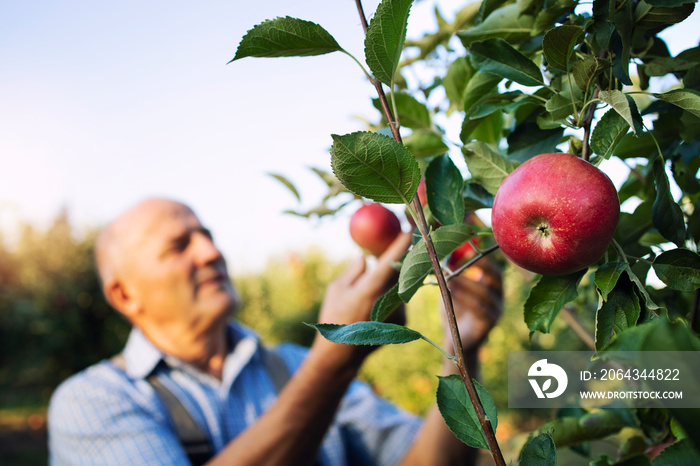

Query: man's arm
[206,233,414,466]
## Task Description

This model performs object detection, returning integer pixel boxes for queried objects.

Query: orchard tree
[231,0,700,463]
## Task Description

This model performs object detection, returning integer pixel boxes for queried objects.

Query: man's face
[119,201,237,330]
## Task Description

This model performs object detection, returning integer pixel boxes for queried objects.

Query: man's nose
[192,232,223,264]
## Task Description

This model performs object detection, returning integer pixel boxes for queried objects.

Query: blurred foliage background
[0,210,597,464]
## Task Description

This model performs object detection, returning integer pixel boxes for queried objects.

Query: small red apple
[448,239,478,269]
[350,203,402,256]
[491,153,620,275]
[417,178,427,207]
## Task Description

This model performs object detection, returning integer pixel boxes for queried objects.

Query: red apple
[491,153,620,275]
[350,203,402,257]
[448,239,479,269]
[417,178,427,207]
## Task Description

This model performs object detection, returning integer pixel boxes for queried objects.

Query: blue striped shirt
[48,322,421,465]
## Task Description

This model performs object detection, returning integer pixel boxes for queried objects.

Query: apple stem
[353,2,505,463]
[581,85,601,162]
[611,239,628,263]
[581,50,608,161]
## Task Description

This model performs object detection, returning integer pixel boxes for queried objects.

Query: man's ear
[104,279,140,320]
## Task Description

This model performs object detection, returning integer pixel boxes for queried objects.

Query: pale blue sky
[1,1,698,271]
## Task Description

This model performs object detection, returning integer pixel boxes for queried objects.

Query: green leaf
[307,322,421,345]
[612,3,634,85]
[652,439,700,466]
[398,223,474,301]
[462,182,495,211]
[373,92,431,129]
[469,39,544,87]
[457,4,535,46]
[545,93,575,120]
[625,265,662,313]
[519,432,556,466]
[573,56,611,92]
[595,284,641,350]
[598,90,644,135]
[443,57,475,112]
[371,283,404,322]
[635,1,695,29]
[653,89,700,119]
[532,0,577,35]
[471,111,505,145]
[365,0,413,86]
[310,167,338,188]
[536,412,625,449]
[595,262,628,301]
[651,157,686,247]
[470,91,526,119]
[330,131,420,204]
[268,172,301,202]
[462,141,519,195]
[231,17,344,61]
[590,108,630,159]
[460,115,490,143]
[436,375,498,449]
[506,124,563,162]
[603,319,656,351]
[536,111,570,130]
[613,132,657,159]
[642,56,699,77]
[645,0,696,5]
[652,249,700,292]
[640,315,700,352]
[590,20,615,50]
[481,0,511,21]
[425,155,465,226]
[524,270,587,334]
[402,129,449,158]
[463,73,503,114]
[542,25,584,71]
[283,204,343,219]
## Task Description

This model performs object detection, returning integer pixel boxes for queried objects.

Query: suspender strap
[146,374,214,466]
[110,353,213,465]
[110,345,291,466]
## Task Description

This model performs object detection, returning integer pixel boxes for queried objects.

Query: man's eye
[172,237,190,251]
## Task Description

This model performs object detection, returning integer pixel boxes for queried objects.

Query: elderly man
[48,198,502,465]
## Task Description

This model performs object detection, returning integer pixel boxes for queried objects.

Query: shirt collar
[121,321,261,380]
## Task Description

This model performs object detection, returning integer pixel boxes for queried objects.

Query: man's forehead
[116,199,199,244]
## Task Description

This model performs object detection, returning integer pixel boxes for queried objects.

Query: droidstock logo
[528,359,568,399]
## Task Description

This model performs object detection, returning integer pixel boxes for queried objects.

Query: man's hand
[317,231,412,326]
[314,231,412,365]
[442,257,503,354]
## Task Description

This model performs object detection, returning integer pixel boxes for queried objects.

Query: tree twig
[690,290,700,334]
[445,245,500,281]
[561,305,595,350]
[353,1,505,463]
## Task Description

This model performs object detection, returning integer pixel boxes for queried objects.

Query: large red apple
[349,203,402,257]
[491,153,620,275]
